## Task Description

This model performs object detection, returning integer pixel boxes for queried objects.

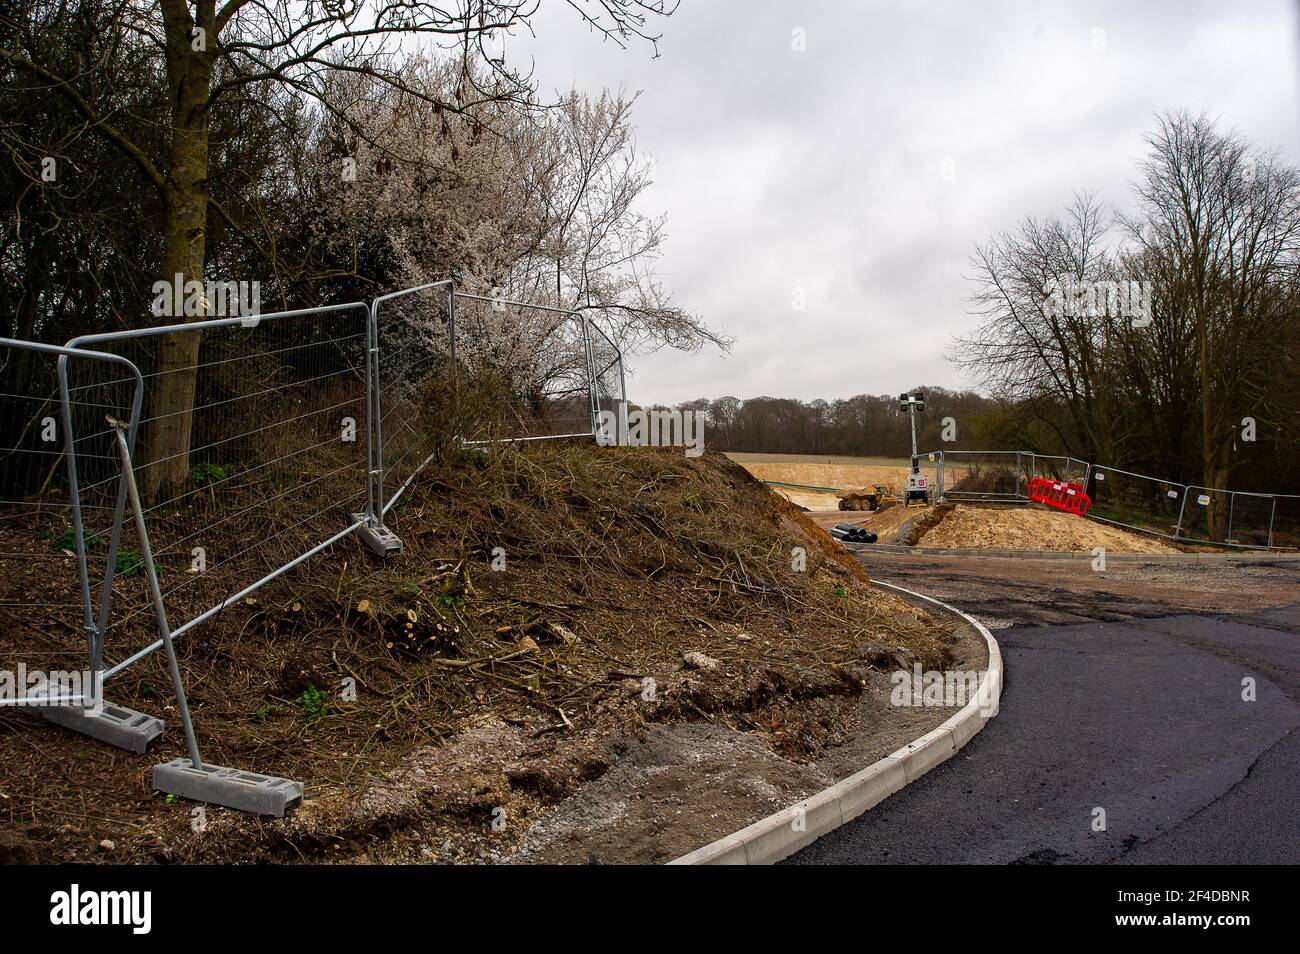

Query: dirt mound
[807,499,1175,553]
[0,443,952,863]
[915,504,1177,553]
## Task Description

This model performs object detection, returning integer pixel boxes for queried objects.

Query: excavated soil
[807,504,919,543]
[0,445,972,864]
[915,504,1180,556]
[727,454,913,510]
[821,501,1178,553]
[911,504,1178,552]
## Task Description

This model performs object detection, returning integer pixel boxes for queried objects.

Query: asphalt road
[787,569,1300,865]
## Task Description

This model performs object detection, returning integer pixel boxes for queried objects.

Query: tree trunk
[145,179,207,501]
[1195,304,1232,539]
[141,9,214,501]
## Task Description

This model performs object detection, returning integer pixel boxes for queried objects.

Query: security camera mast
[899,392,930,506]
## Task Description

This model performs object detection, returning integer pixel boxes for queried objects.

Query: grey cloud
[514,0,1300,403]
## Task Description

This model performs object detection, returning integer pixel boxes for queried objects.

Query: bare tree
[1,0,679,497]
[505,89,728,355]
[954,112,1300,517]
[1123,111,1300,525]
[953,192,1122,462]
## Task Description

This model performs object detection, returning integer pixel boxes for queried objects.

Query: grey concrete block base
[153,758,304,816]
[670,579,1001,865]
[352,513,404,557]
[39,702,164,754]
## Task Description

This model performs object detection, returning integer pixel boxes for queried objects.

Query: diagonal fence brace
[109,418,303,817]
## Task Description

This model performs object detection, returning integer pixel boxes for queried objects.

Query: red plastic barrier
[1027,477,1091,515]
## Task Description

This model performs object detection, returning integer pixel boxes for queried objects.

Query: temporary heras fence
[368,287,626,522]
[1089,472,1278,550]
[1271,495,1300,550]
[369,280,455,522]
[933,450,1087,501]
[451,292,600,444]
[58,289,627,678]
[934,450,1026,500]
[1087,465,1186,540]
[0,279,627,787]
[586,316,627,422]
[0,338,141,706]
[60,302,374,677]
[1027,454,1090,488]
[927,448,1291,550]
[1177,486,1276,550]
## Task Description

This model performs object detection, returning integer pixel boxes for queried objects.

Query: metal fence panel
[0,339,142,701]
[1271,495,1300,550]
[938,450,1030,501]
[2,279,636,770]
[63,304,372,675]
[586,317,626,421]
[1178,486,1275,549]
[1026,453,1068,484]
[1027,454,1090,487]
[1086,466,1187,540]
[370,282,455,516]
[452,293,596,443]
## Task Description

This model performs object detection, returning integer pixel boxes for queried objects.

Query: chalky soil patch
[502,587,989,865]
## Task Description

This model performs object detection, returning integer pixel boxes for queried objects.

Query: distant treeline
[667,389,997,460]
[666,386,1299,495]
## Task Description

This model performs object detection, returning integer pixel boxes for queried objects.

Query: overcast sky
[513,0,1300,405]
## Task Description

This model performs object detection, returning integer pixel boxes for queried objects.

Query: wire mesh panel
[1026,453,1067,484]
[1086,467,1186,540]
[915,452,942,500]
[63,305,372,674]
[1027,454,1089,487]
[1270,495,1300,550]
[587,318,625,421]
[1178,486,1275,549]
[0,340,140,702]
[371,282,455,516]
[451,293,596,443]
[939,450,1029,501]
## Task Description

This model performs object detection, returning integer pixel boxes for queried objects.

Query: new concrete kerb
[668,579,1003,865]
[850,542,1300,562]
